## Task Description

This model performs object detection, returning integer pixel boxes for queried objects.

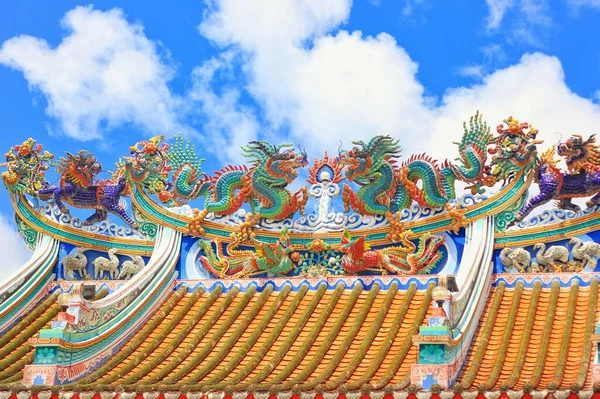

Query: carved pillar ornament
[411,278,454,390]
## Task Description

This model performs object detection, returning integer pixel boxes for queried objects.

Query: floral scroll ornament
[419,344,445,364]
[1,138,53,195]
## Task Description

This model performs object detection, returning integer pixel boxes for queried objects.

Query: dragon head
[556,134,600,173]
[57,150,101,188]
[488,116,541,182]
[120,137,173,196]
[339,135,400,184]
[244,141,308,183]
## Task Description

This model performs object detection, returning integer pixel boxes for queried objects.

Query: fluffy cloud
[189,54,260,163]
[0,6,187,141]
[483,0,552,46]
[567,0,600,7]
[0,213,31,285]
[484,0,514,30]
[198,0,600,163]
[200,0,437,156]
[432,53,600,160]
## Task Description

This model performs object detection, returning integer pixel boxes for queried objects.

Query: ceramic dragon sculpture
[339,230,446,274]
[488,116,541,184]
[198,229,295,277]
[189,141,309,238]
[339,111,493,236]
[515,134,600,223]
[122,135,210,206]
[123,136,309,237]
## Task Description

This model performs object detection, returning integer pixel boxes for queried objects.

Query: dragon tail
[198,240,247,277]
[198,240,227,277]
[411,234,446,274]
[204,165,249,215]
[166,135,208,201]
[382,233,446,274]
[446,110,492,184]
[400,154,448,208]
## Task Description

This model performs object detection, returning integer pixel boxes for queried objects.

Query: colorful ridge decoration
[4,110,600,397]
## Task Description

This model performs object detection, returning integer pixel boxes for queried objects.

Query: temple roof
[68,281,432,391]
[2,277,600,395]
[0,282,436,392]
[458,279,599,391]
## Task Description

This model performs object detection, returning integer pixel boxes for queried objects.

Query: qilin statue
[340,230,445,274]
[339,111,493,237]
[1,138,53,195]
[188,141,309,238]
[36,150,139,229]
[198,229,294,278]
[514,134,600,223]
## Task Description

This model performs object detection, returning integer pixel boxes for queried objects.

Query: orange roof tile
[458,279,599,391]
[2,278,599,395]
[68,281,433,392]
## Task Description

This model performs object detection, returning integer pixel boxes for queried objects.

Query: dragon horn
[248,141,274,155]
[337,140,344,156]
[586,134,597,144]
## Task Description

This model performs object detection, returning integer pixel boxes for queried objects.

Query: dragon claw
[235,212,261,241]
[186,208,208,237]
[445,203,469,233]
[385,211,405,242]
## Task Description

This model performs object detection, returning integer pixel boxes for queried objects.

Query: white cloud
[457,44,507,81]
[432,53,600,160]
[482,44,507,64]
[189,54,260,163]
[199,0,437,156]
[0,6,188,141]
[484,0,514,30]
[0,214,31,285]
[483,0,552,46]
[458,65,486,79]
[401,0,427,17]
[198,0,600,168]
[567,0,600,7]
[200,0,351,50]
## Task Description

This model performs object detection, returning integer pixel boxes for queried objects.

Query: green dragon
[121,135,210,206]
[340,111,494,232]
[189,141,309,238]
[122,136,310,237]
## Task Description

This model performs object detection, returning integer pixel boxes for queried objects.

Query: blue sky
[1,0,600,272]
